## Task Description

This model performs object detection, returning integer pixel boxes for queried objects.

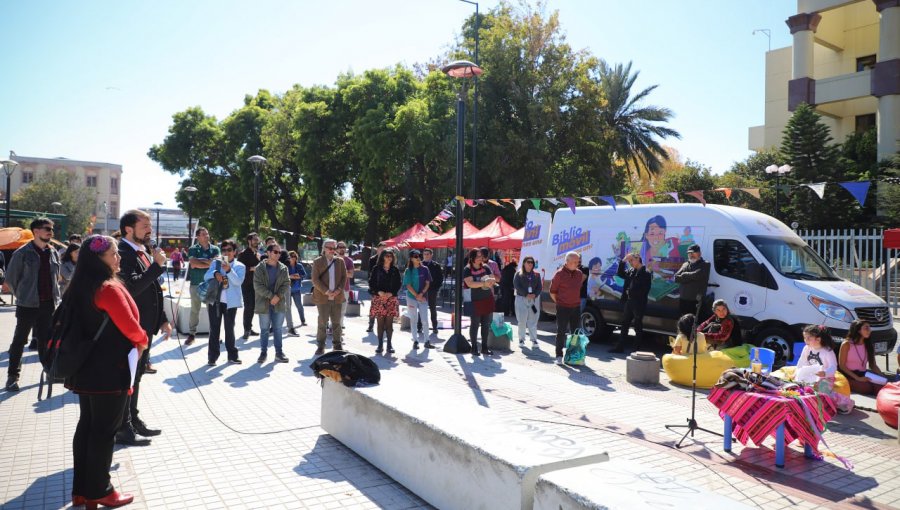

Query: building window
[86,175,98,187]
[110,177,119,194]
[856,55,876,72]
[21,171,34,184]
[110,201,118,217]
[855,114,876,133]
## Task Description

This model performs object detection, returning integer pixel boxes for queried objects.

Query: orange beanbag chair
[876,382,900,429]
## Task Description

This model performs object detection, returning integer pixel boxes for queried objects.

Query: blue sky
[0,0,795,212]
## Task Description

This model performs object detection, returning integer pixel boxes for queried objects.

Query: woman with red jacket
[65,235,148,509]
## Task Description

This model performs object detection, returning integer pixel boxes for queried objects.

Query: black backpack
[311,351,381,387]
[39,299,109,380]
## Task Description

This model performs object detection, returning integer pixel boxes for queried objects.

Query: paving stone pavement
[1,283,900,510]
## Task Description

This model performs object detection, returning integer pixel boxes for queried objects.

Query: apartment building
[748,0,899,161]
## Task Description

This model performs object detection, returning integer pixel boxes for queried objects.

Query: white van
[522,204,897,364]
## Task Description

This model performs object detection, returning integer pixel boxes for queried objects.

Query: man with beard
[238,233,261,339]
[116,209,172,445]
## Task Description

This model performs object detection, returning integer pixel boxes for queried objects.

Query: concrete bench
[533,459,752,510]
[163,296,209,334]
[322,373,609,510]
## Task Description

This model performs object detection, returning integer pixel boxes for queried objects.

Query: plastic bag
[563,329,589,365]
[490,321,512,338]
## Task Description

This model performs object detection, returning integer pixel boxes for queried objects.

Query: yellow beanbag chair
[662,351,736,389]
[771,366,852,397]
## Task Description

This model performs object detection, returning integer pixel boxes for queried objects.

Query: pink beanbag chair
[876,382,900,429]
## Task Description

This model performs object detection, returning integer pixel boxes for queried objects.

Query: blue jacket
[287,262,307,294]
[203,259,246,309]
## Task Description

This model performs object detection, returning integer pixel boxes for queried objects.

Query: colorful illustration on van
[679,227,695,247]
[586,257,604,299]
[553,226,591,255]
[523,220,542,242]
[639,215,682,280]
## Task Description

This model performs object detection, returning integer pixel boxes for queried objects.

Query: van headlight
[808,295,851,323]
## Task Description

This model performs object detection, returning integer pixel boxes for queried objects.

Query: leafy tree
[720,148,780,216]
[321,199,368,242]
[12,171,95,235]
[653,161,722,205]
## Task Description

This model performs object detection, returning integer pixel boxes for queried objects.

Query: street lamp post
[50,201,62,213]
[460,0,480,224]
[1,159,19,228]
[765,164,792,221]
[153,201,163,246]
[183,186,197,245]
[442,59,483,354]
[247,155,266,233]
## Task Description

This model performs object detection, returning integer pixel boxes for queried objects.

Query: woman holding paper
[65,235,147,509]
[839,320,892,395]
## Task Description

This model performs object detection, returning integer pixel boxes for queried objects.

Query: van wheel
[757,326,793,366]
[580,308,605,342]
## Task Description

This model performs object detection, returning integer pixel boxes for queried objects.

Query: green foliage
[721,148,780,216]
[653,161,722,205]
[12,171,95,235]
[321,199,368,242]
[878,154,900,224]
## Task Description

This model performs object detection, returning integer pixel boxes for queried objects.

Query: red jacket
[550,266,583,308]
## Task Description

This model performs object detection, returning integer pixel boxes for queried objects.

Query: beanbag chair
[662,351,736,389]
[719,344,751,368]
[876,382,900,429]
[771,366,852,397]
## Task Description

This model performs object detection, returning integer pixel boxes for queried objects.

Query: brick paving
[1,280,899,509]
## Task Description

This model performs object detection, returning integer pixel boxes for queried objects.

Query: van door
[711,238,769,320]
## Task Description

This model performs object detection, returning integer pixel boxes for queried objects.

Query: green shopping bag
[563,329,589,365]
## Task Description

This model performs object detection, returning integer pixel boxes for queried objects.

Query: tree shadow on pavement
[3,468,72,510]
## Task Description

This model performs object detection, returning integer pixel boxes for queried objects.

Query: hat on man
[687,244,701,254]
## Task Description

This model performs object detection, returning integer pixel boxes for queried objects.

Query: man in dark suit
[116,209,172,445]
[611,253,652,353]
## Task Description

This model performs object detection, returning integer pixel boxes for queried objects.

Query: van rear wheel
[756,326,793,367]
[580,308,610,342]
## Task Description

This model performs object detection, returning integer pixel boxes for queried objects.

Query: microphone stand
[665,294,723,448]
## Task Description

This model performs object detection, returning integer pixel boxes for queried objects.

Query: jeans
[418,289,439,332]
[555,306,580,358]
[7,301,54,381]
[258,309,285,357]
[316,300,343,350]
[189,284,201,335]
[290,293,307,324]
[241,284,255,334]
[514,295,539,343]
[72,393,128,499]
[208,303,238,362]
[407,298,430,344]
[284,288,295,331]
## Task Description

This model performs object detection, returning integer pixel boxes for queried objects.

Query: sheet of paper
[865,371,888,385]
[128,348,139,388]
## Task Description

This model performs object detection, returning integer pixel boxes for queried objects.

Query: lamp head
[1,159,18,177]
[441,60,483,78]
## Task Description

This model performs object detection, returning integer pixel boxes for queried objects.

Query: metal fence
[797,228,900,316]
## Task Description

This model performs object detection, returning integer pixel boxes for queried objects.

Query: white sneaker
[555,356,563,364]
[519,339,526,346]
[532,340,539,348]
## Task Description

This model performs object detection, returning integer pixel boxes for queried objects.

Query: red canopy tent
[381,223,430,248]
[423,220,481,249]
[400,227,441,249]
[488,227,524,250]
[885,229,900,249]
[465,216,517,248]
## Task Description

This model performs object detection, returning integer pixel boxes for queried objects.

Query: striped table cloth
[708,387,836,454]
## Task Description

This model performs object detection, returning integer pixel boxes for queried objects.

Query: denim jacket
[5,241,61,307]
[203,260,246,309]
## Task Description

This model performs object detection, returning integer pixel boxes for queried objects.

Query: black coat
[617,261,651,309]
[118,242,166,335]
[67,302,133,394]
[422,259,444,291]
[368,266,402,296]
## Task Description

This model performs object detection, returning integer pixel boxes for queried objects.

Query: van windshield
[747,235,841,281]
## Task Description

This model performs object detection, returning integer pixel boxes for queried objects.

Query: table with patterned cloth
[708,387,836,468]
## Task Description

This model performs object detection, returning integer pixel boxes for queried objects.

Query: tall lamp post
[153,201,163,246]
[442,59,483,354]
[765,164,792,221]
[247,155,266,233]
[460,0,480,224]
[1,159,18,228]
[183,185,197,245]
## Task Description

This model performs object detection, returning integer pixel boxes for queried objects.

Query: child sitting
[797,325,854,414]
[670,314,707,355]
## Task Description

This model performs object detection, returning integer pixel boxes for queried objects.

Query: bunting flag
[500,198,514,205]
[561,197,576,214]
[513,199,524,210]
[530,198,542,210]
[804,183,826,199]
[617,194,634,205]
[476,199,486,206]
[685,190,706,206]
[544,198,560,206]
[715,187,733,199]
[599,195,617,210]
[580,196,597,205]
[667,192,680,203]
[486,199,502,207]
[739,187,761,199]
[838,181,870,207]
[465,199,475,207]
[639,191,655,198]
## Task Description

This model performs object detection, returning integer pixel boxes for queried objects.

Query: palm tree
[597,61,680,179]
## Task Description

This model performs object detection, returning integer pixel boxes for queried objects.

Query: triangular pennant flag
[486,199,501,207]
[685,190,706,206]
[777,185,793,196]
[455,195,465,201]
[804,182,826,199]
[739,187,761,199]
[513,199,523,210]
[714,187,733,199]
[580,196,597,205]
[545,198,560,206]
[561,197,576,214]
[599,196,617,211]
[500,198,513,204]
[617,194,634,206]
[838,181,870,207]
[639,191,655,198]
[667,192,679,203]
[476,199,486,206]
[530,198,542,210]
[465,199,475,207]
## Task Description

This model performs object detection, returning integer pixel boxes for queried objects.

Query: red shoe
[72,494,86,506]
[85,490,133,509]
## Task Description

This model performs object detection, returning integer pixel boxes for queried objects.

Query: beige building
[749,0,899,161]
[7,154,123,234]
